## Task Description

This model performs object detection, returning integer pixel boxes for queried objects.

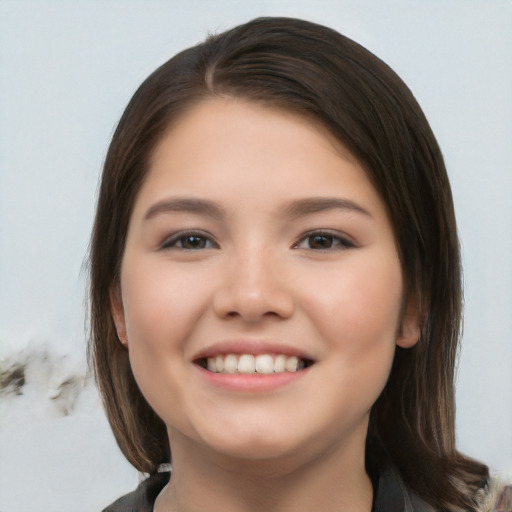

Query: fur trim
[480,477,512,512]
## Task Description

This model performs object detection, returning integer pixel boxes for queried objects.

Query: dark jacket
[102,467,436,512]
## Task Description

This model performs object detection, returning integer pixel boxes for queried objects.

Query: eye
[160,231,218,250]
[294,231,355,250]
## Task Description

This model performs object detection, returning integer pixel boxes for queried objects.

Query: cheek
[118,262,205,427]
[301,253,403,358]
[119,260,209,395]
[121,259,209,344]
[309,259,402,416]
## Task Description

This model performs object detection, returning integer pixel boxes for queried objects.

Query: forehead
[151,97,358,166]
[132,98,386,221]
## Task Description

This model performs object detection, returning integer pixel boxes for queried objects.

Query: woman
[89,17,492,512]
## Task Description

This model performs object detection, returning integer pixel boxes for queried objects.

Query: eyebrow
[144,197,225,221]
[282,197,372,219]
[143,196,372,222]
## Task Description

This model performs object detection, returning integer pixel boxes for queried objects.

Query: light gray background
[0,1,511,511]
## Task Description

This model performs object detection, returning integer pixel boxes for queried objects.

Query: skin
[111,98,420,512]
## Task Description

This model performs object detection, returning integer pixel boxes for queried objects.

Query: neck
[155,430,373,512]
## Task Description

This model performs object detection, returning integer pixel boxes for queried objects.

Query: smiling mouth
[195,354,315,375]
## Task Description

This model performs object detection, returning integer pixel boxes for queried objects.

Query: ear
[110,286,128,347]
[396,299,421,349]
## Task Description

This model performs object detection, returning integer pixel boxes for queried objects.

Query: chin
[200,425,303,462]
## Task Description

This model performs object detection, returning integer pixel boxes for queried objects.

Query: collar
[103,466,436,512]
[374,467,436,512]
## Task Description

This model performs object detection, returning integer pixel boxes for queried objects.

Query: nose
[212,248,295,322]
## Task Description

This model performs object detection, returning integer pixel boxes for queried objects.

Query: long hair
[89,17,488,511]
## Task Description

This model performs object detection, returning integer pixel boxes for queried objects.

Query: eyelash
[293,230,355,251]
[159,230,355,251]
[160,230,218,250]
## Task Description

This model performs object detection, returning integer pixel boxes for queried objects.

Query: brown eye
[180,235,208,249]
[161,231,217,250]
[308,234,335,249]
[294,231,355,251]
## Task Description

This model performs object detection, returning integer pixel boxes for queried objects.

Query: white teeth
[238,354,255,373]
[203,353,309,374]
[255,354,274,374]
[224,354,238,373]
[207,358,217,372]
[286,355,299,372]
[215,355,224,373]
[274,354,287,373]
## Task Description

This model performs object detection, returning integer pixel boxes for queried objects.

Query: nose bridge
[236,242,271,288]
[213,241,294,321]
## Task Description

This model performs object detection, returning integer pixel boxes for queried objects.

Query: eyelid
[157,229,355,251]
[292,229,356,250]
[159,229,219,250]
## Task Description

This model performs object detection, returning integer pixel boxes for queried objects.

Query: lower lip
[195,366,311,392]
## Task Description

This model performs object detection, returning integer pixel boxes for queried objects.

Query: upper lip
[192,340,315,362]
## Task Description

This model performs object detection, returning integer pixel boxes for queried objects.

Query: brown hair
[89,17,488,511]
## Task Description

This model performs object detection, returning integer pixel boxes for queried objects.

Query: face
[112,99,419,466]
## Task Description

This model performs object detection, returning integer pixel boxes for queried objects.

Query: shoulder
[102,472,170,512]
[481,480,512,512]
[375,467,512,512]
[374,467,436,512]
